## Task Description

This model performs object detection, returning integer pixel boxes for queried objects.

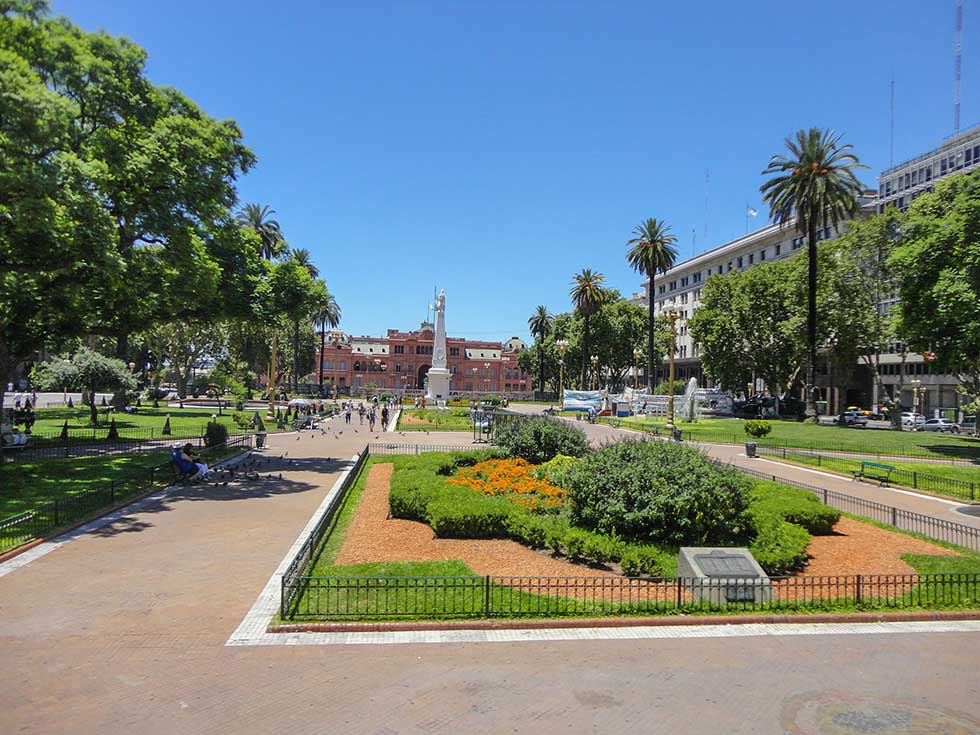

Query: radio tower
[954,0,962,133]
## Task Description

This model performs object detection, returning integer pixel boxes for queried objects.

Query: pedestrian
[368,408,376,432]
[381,405,389,431]
[13,391,22,409]
[345,405,352,424]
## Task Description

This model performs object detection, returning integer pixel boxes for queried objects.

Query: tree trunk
[647,272,656,391]
[581,314,590,390]
[538,345,545,394]
[88,386,98,426]
[805,218,819,421]
[293,318,300,393]
[267,332,278,416]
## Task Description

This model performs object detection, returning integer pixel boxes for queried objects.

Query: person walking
[381,405,389,431]
[368,408,377,432]
[344,405,352,424]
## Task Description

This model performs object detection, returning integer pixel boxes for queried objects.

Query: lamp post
[590,355,599,391]
[501,355,510,394]
[484,362,491,395]
[665,309,681,430]
[556,339,569,407]
[910,379,922,428]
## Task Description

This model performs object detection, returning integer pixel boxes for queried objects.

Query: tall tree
[288,247,319,279]
[569,269,606,389]
[760,128,864,420]
[626,218,678,390]
[527,305,553,394]
[237,203,285,409]
[890,168,980,425]
[313,294,342,393]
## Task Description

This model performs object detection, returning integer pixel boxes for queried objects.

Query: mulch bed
[335,463,960,603]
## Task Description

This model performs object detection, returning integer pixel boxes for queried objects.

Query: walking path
[2,411,979,733]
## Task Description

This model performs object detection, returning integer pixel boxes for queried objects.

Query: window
[449,347,459,356]
[681,276,689,287]
[669,280,676,291]
[693,271,701,283]
[395,363,402,373]
[775,244,781,256]
[658,285,666,295]
[393,345,404,354]
[967,148,974,166]
[680,293,688,304]
[737,256,743,268]
[760,249,766,261]
[941,158,948,175]
[748,253,754,265]
[926,166,932,181]
[728,260,733,271]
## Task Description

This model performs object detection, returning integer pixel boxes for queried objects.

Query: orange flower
[447,458,566,512]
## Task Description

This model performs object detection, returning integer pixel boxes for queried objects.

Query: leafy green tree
[626,218,678,389]
[142,321,227,399]
[313,294,342,392]
[688,272,754,393]
[569,269,606,389]
[527,305,553,394]
[891,168,980,416]
[32,348,137,425]
[760,128,864,420]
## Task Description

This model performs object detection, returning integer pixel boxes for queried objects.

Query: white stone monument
[425,289,452,406]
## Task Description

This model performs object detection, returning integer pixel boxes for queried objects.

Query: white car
[841,411,868,427]
[922,418,961,434]
[901,412,926,429]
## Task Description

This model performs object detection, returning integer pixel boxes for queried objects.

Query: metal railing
[280,450,369,615]
[0,435,254,555]
[754,445,978,500]
[369,443,474,455]
[280,572,980,620]
[597,416,980,462]
[734,464,980,552]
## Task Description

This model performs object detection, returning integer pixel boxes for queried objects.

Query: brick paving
[1,413,980,733]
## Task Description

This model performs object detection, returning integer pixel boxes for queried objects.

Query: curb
[269,609,980,634]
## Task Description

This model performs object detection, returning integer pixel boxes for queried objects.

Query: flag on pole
[747,206,759,217]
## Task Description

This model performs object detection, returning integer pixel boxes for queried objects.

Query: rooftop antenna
[691,228,696,259]
[954,0,962,133]
[703,169,710,242]
[889,72,895,166]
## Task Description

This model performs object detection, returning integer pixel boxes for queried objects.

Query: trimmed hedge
[747,513,811,576]
[493,415,588,463]
[748,481,840,536]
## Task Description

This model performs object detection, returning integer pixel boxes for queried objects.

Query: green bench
[851,461,896,486]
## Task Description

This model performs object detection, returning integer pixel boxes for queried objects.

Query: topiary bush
[619,546,667,577]
[744,420,772,438]
[204,420,229,447]
[493,415,588,463]
[565,440,751,546]
[426,494,516,538]
[747,513,811,575]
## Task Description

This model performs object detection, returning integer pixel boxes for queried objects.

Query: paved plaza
[1,412,979,734]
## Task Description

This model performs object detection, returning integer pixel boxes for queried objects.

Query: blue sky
[55,0,978,343]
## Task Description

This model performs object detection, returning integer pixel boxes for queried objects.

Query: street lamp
[590,355,599,391]
[632,348,642,390]
[556,339,569,407]
[664,309,682,430]
[910,379,922,427]
[484,362,491,394]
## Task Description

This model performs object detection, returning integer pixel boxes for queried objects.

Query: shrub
[531,454,581,488]
[748,514,810,575]
[426,495,515,538]
[232,411,253,431]
[748,481,839,535]
[620,547,666,577]
[493,415,588,463]
[565,440,750,546]
[203,421,229,447]
[744,420,772,439]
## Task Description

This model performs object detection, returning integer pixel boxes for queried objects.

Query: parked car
[901,412,926,429]
[922,418,961,434]
[841,411,869,427]
[846,405,874,418]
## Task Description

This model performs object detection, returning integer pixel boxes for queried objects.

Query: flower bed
[447,458,565,512]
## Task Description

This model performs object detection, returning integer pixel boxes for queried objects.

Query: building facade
[314,323,532,395]
[630,129,980,416]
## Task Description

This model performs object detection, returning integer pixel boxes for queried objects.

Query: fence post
[855,575,863,605]
[483,576,491,617]
[891,506,897,527]
[912,472,918,489]
[676,578,682,608]
[823,488,828,505]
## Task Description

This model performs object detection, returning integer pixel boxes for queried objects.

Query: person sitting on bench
[173,443,209,481]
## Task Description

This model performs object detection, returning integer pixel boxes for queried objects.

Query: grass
[396,408,474,432]
[608,416,980,462]
[759,448,980,501]
[280,450,980,621]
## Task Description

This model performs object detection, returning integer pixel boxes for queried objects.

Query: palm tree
[289,247,320,279]
[313,294,342,394]
[760,128,864,420]
[527,305,553,395]
[237,203,286,414]
[626,218,678,391]
[569,269,606,389]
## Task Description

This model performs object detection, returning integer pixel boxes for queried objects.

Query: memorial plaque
[695,550,759,578]
[677,547,772,605]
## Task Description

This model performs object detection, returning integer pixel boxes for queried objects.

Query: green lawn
[24,405,269,442]
[396,408,475,432]
[280,452,980,621]
[607,416,980,462]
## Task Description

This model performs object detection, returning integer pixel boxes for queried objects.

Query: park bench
[851,461,896,486]
[169,451,199,485]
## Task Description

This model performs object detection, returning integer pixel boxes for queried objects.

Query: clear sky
[54,0,978,343]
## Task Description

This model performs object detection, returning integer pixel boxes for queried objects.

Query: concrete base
[426,369,451,403]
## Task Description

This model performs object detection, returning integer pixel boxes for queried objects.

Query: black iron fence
[734,464,980,552]
[280,450,369,615]
[280,572,980,620]
[0,435,253,555]
[597,416,980,462]
[754,445,978,500]
[369,443,474,455]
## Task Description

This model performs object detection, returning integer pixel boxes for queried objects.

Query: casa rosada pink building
[314,322,531,394]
